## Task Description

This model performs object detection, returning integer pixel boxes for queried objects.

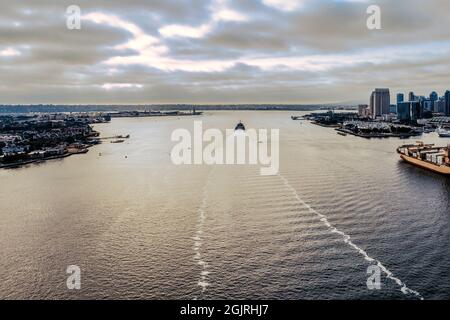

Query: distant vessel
[437,126,450,138]
[235,121,245,131]
[111,139,125,144]
[337,131,347,136]
[397,141,450,175]
[422,127,435,134]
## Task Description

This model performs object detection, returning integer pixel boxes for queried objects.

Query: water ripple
[278,174,423,300]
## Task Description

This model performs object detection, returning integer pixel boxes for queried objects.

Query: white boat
[422,127,435,134]
[437,127,450,138]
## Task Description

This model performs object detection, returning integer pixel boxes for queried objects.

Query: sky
[0,0,450,105]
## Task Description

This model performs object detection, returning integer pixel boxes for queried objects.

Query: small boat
[337,131,347,136]
[110,139,125,144]
[437,126,450,138]
[235,121,245,131]
[422,127,435,134]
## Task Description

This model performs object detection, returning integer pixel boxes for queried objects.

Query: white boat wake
[193,181,210,298]
[279,174,423,300]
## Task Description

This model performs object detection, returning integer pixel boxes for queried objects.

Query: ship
[437,126,450,138]
[235,121,246,131]
[397,141,450,175]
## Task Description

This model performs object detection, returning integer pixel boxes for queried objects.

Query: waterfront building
[397,102,411,121]
[411,101,422,121]
[1,145,27,156]
[358,104,371,118]
[397,101,422,122]
[370,88,390,119]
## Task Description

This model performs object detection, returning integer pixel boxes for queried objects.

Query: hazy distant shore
[0,104,357,114]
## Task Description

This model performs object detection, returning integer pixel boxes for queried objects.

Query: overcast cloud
[0,0,449,104]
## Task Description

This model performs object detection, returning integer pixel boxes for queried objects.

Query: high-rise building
[422,100,432,112]
[419,96,432,112]
[445,91,450,116]
[430,91,438,103]
[397,102,411,121]
[370,88,390,119]
[396,93,404,116]
[397,101,422,122]
[434,99,445,113]
[411,101,422,121]
[409,91,416,102]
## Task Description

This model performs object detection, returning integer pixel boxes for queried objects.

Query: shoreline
[0,144,94,170]
[311,122,341,128]
[335,128,422,139]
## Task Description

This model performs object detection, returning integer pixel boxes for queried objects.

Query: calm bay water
[0,111,449,299]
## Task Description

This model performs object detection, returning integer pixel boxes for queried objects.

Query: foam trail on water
[193,180,210,298]
[279,174,423,300]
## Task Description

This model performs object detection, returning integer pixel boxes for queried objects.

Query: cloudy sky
[1,0,450,104]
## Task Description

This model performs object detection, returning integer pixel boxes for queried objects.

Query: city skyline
[1,0,450,104]
[358,87,450,119]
